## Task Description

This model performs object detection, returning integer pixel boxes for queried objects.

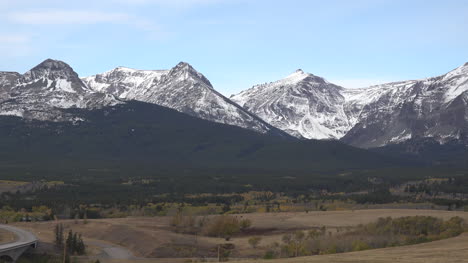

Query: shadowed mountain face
[0,101,404,177]
[0,59,411,179]
[1,59,467,152]
[371,137,468,167]
[232,63,468,148]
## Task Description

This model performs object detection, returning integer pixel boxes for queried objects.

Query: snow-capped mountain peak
[281,69,308,83]
[22,59,81,84]
[17,59,90,95]
[273,69,329,88]
[231,69,349,139]
[287,69,305,77]
[233,62,468,146]
[442,61,468,80]
[82,66,168,98]
[440,62,468,103]
[341,63,468,147]
[283,69,329,84]
[165,61,212,87]
[84,62,282,135]
[0,59,119,121]
[3,59,466,147]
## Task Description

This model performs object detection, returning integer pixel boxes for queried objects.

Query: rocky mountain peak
[22,59,80,83]
[82,61,280,136]
[114,66,134,71]
[231,70,349,140]
[166,62,212,87]
[281,69,329,86]
[0,59,120,121]
[283,69,307,82]
[174,61,193,70]
[233,62,468,144]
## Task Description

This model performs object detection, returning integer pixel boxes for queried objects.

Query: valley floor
[11,209,468,262]
[234,232,468,263]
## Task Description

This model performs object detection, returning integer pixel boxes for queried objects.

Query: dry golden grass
[241,209,468,229]
[0,180,28,186]
[234,233,468,263]
[12,209,468,262]
[0,180,28,193]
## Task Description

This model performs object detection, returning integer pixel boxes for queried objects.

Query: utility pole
[63,239,67,263]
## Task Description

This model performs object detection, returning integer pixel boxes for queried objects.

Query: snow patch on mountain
[441,63,468,102]
[233,63,468,146]
[84,62,280,135]
[231,70,350,139]
[82,67,169,99]
[0,59,121,121]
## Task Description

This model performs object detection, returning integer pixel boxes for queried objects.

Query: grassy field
[0,180,28,193]
[234,233,468,263]
[11,209,468,262]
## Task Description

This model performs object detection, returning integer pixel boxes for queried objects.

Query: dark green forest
[0,101,467,215]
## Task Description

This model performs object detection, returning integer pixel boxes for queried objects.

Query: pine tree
[72,232,78,253]
[66,230,73,254]
[75,234,86,255]
[54,223,64,248]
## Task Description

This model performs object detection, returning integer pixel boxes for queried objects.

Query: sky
[1,0,468,96]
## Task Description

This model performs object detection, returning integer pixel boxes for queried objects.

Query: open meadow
[11,209,468,262]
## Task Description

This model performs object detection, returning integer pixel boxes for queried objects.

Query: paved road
[0,224,133,260]
[0,224,37,252]
[86,240,135,260]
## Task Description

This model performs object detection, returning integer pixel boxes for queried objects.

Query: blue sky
[1,0,468,95]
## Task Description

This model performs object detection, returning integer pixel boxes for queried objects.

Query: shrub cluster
[263,216,465,259]
[171,213,252,240]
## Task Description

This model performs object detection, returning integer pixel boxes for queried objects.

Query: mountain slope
[231,70,351,139]
[83,62,285,136]
[233,63,468,147]
[0,59,120,121]
[0,101,403,177]
[342,63,468,148]
[81,66,168,98]
[371,137,468,167]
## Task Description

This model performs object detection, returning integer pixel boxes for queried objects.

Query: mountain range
[0,59,119,122]
[1,59,467,150]
[82,62,284,136]
[232,63,468,148]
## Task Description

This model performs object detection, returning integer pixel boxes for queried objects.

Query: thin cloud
[0,34,30,44]
[0,34,33,58]
[6,9,162,38]
[7,10,132,25]
[113,0,223,6]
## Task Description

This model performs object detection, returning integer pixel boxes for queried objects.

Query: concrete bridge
[0,225,38,262]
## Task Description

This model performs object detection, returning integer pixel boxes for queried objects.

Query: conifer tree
[54,223,64,248]
[66,230,73,253]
